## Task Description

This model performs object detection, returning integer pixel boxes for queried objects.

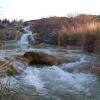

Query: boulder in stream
[23,51,66,65]
[0,51,74,75]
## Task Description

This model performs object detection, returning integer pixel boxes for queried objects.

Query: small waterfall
[18,26,36,49]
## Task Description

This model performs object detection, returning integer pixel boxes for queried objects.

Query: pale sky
[0,0,100,21]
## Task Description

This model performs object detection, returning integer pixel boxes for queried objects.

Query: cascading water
[18,26,36,49]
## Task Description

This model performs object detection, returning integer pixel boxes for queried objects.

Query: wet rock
[91,66,100,75]
[27,35,35,44]
[23,51,66,65]
[64,65,91,73]
[15,30,23,40]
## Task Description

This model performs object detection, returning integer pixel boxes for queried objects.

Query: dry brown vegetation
[31,14,100,54]
[0,14,100,54]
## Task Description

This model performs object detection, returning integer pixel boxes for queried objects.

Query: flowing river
[0,27,100,100]
[0,47,100,100]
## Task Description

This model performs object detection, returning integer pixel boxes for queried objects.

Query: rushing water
[0,26,36,50]
[0,47,100,100]
[0,26,100,100]
[18,26,36,49]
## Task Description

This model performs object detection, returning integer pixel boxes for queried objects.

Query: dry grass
[33,14,100,54]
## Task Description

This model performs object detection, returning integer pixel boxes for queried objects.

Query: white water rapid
[0,48,100,100]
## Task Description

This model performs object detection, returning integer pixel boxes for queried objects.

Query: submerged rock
[64,65,91,73]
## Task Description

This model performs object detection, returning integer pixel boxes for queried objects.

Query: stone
[91,66,100,75]
[0,51,75,75]
[23,51,65,65]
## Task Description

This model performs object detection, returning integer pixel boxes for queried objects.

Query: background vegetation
[30,14,100,54]
[0,14,100,54]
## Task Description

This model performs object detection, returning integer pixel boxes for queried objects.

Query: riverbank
[0,14,100,54]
